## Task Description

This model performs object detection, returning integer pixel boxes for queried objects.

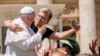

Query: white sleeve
[5,29,42,51]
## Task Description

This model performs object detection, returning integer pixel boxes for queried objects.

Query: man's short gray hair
[39,8,52,20]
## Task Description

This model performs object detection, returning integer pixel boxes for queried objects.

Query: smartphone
[72,20,77,27]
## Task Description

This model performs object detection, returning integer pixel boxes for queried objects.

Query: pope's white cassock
[5,18,42,56]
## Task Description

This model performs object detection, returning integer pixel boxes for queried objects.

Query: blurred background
[0,0,100,56]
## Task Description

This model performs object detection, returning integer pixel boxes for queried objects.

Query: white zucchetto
[20,6,34,14]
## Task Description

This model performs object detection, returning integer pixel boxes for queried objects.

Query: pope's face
[35,11,49,27]
[28,12,35,23]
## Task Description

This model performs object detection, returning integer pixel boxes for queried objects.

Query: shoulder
[12,17,23,25]
[12,18,26,28]
[43,28,54,37]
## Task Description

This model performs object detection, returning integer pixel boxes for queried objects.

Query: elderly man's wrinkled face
[35,11,49,27]
[21,12,35,26]
[28,12,35,23]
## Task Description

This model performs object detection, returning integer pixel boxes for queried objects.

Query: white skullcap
[20,6,34,14]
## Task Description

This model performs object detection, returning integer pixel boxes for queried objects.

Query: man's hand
[9,23,23,32]
[72,20,80,31]
[37,25,46,35]
[89,39,98,55]
[72,24,80,31]
[4,20,23,32]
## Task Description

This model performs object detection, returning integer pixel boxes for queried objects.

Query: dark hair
[62,38,80,55]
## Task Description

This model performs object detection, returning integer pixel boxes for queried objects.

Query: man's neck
[34,23,40,28]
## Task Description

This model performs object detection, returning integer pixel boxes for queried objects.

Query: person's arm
[50,24,80,40]
[5,25,46,51]
[4,20,13,27]
[50,28,75,40]
[49,22,80,40]
[4,20,23,32]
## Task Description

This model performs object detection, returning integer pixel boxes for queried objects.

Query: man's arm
[50,28,76,40]
[5,25,46,51]
[5,29,41,51]
[4,20,13,27]
[4,20,23,32]
[50,24,80,40]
